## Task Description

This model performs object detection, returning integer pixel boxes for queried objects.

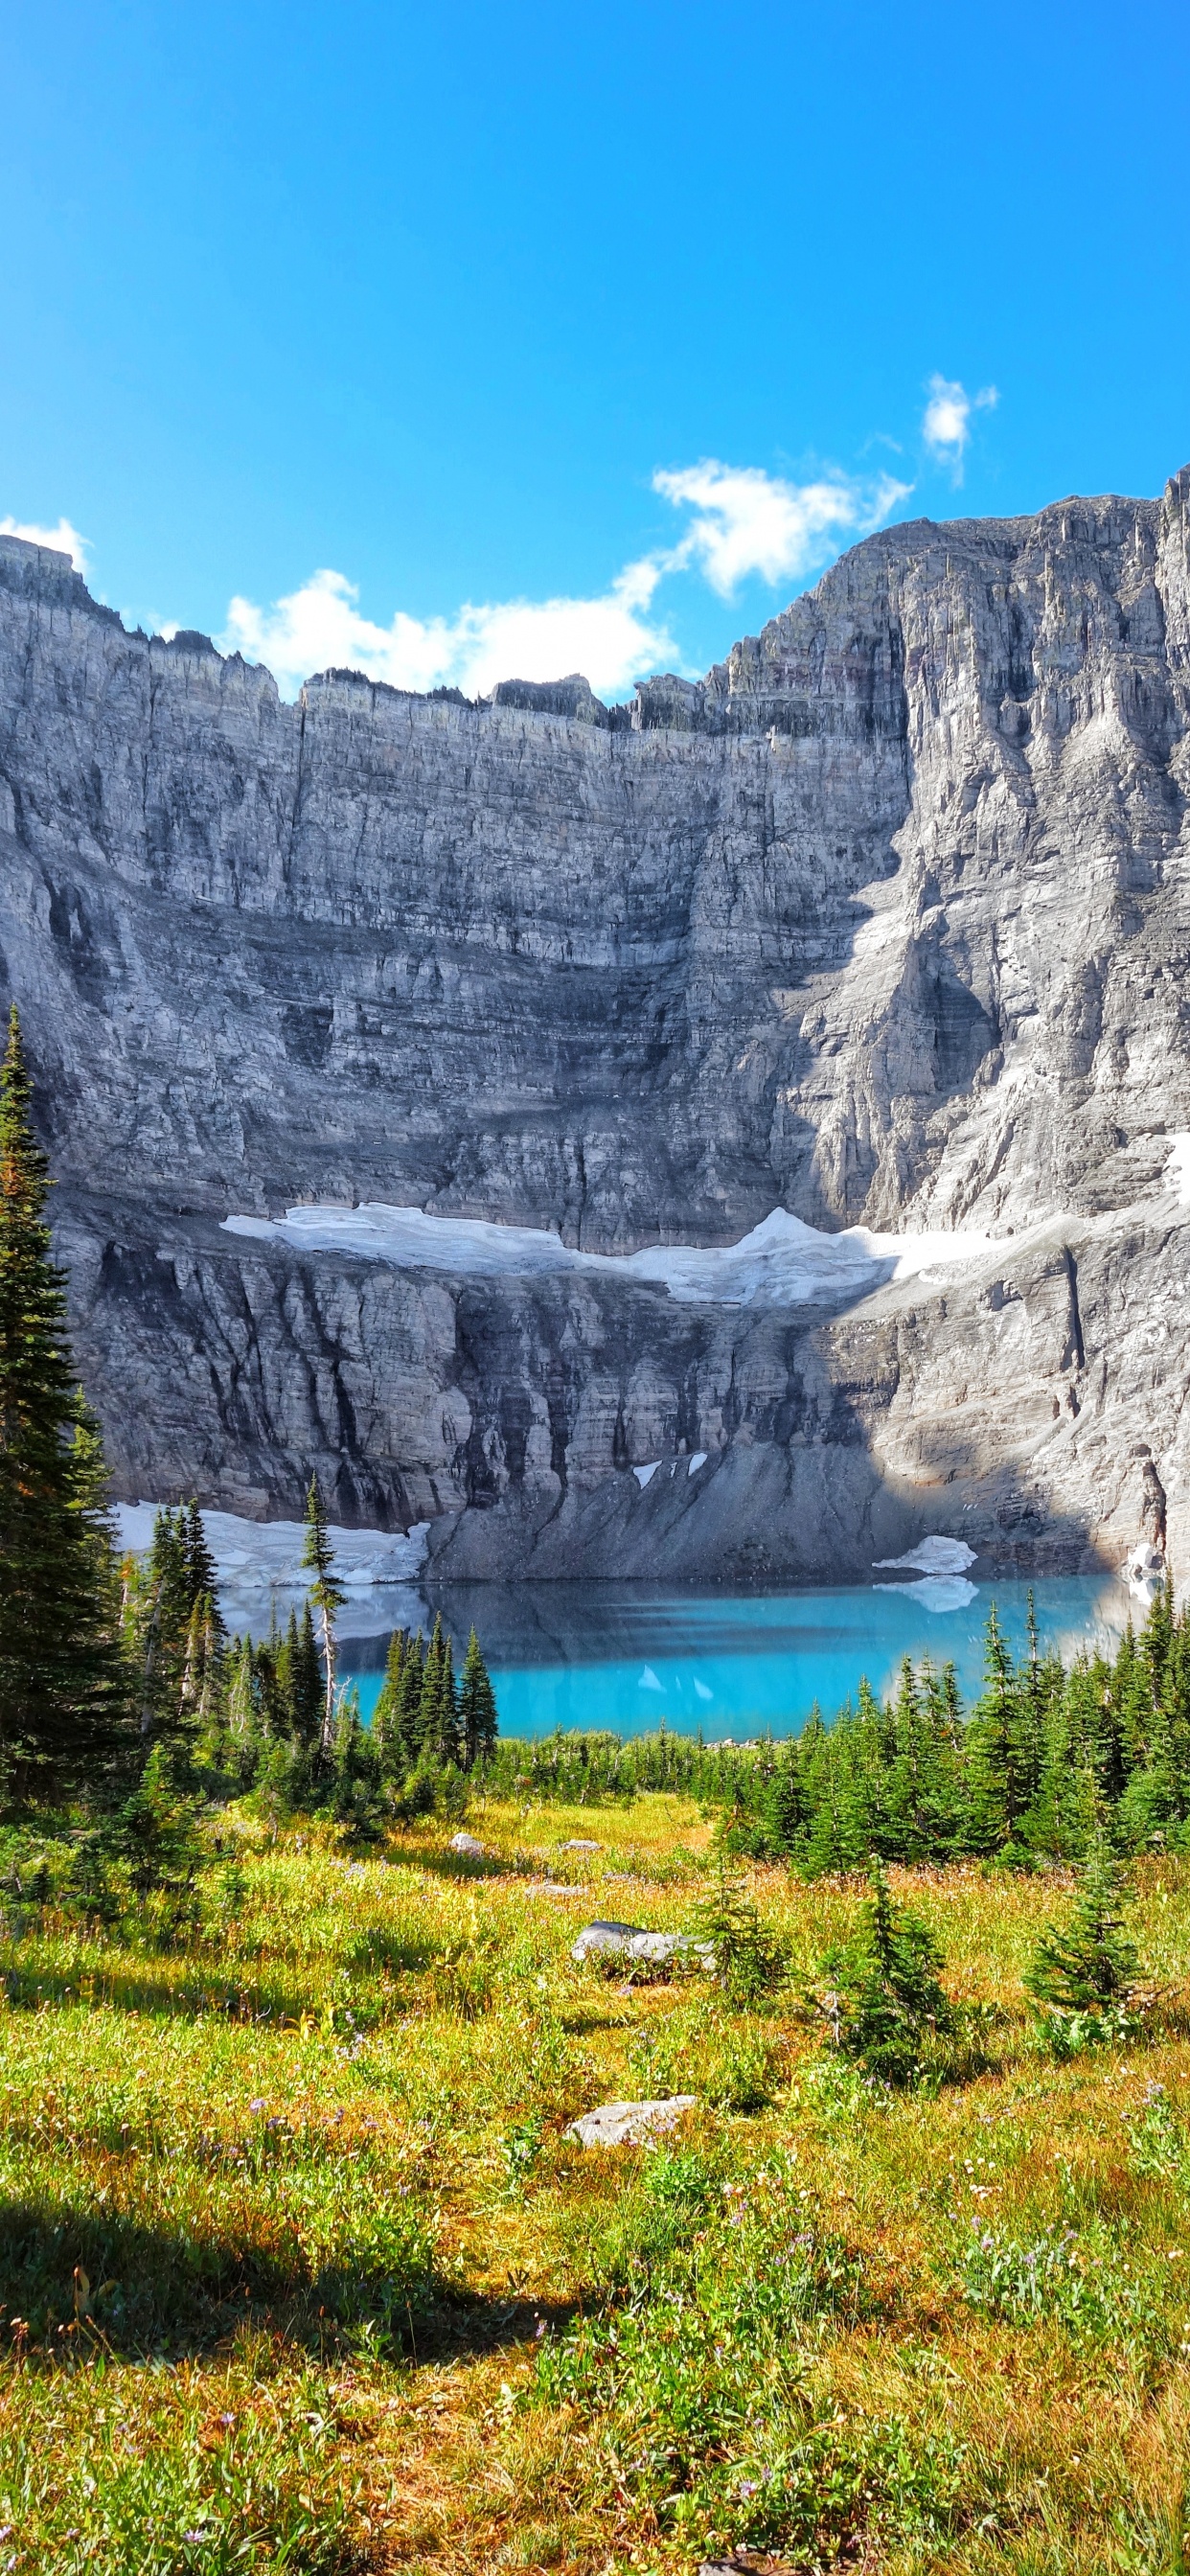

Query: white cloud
[921,375,998,475]
[220,456,912,704]
[652,459,910,597]
[221,554,678,704]
[0,514,89,569]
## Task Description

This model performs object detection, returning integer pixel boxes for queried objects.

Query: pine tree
[331,1684,378,1828]
[820,1859,955,2085]
[301,1474,346,1750]
[769,1738,805,1852]
[418,1615,461,1767]
[131,1506,196,1738]
[1024,1831,1143,2028]
[183,1500,224,1642]
[0,1005,129,1802]
[396,1627,426,1765]
[458,1626,498,1769]
[291,1598,324,1750]
[967,1602,1029,1851]
[689,1853,785,2006]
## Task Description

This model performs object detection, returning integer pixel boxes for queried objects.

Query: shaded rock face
[2,472,1189,1577]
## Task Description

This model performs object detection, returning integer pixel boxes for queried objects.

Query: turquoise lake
[337,1573,1130,1741]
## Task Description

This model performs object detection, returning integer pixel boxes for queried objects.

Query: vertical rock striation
[1,471,1189,1575]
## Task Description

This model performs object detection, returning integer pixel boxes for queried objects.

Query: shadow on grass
[0,2196,575,2368]
[1,1945,435,2022]
[395,1848,532,1886]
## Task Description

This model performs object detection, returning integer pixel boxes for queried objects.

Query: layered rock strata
[2,468,1189,1577]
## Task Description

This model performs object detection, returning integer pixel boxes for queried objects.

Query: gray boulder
[448,1831,486,1857]
[571,1919,711,1968]
[566,2096,698,2148]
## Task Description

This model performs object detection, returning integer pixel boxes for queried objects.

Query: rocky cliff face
[2,470,1189,1578]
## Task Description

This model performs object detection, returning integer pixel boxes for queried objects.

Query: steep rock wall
[2,471,1189,1575]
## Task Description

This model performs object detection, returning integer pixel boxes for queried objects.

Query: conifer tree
[1024,1830,1143,2027]
[967,1603,1028,1851]
[752,1735,802,1858]
[396,1627,426,1765]
[331,1684,378,1825]
[821,1858,954,2085]
[184,1500,223,1640]
[0,1005,129,1802]
[458,1626,498,1769]
[254,1621,286,1739]
[217,1636,264,1786]
[301,1473,346,1749]
[418,1614,461,1766]
[131,1504,223,1743]
[290,1598,324,1749]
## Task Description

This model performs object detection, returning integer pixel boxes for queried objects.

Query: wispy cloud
[921,375,998,477]
[652,459,910,597]
[0,514,89,569]
[221,458,911,703]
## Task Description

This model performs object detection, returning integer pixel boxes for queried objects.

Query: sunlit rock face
[2,470,1190,1577]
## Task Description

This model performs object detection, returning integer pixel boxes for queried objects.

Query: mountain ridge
[2,469,1189,1577]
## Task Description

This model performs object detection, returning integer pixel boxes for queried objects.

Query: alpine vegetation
[4,1009,1190,2574]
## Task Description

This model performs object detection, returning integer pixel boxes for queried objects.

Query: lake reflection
[332,1573,1131,1741]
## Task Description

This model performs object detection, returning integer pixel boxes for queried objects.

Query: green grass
[4,1796,1190,2571]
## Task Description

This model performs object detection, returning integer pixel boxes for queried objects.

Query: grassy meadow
[3,1790,1190,2574]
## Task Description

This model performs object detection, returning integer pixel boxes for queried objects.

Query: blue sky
[2,0,1188,701]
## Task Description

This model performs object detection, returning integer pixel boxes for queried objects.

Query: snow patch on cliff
[874,1537,977,1576]
[222,1201,995,1308]
[114,1503,429,1594]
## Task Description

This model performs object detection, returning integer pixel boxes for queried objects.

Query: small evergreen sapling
[689,1854,786,2007]
[819,1859,954,2086]
[1024,1830,1145,2050]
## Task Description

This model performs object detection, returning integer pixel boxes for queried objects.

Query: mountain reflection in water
[332,1574,1129,1742]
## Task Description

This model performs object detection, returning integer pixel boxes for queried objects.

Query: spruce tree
[396,1627,426,1765]
[419,1615,462,1767]
[301,1473,346,1749]
[0,1005,129,1802]
[372,1628,411,1781]
[291,1598,325,1750]
[183,1500,223,1640]
[820,1858,954,2085]
[458,1626,498,1769]
[1024,1831,1143,2030]
[967,1603,1028,1852]
[131,1506,204,1740]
